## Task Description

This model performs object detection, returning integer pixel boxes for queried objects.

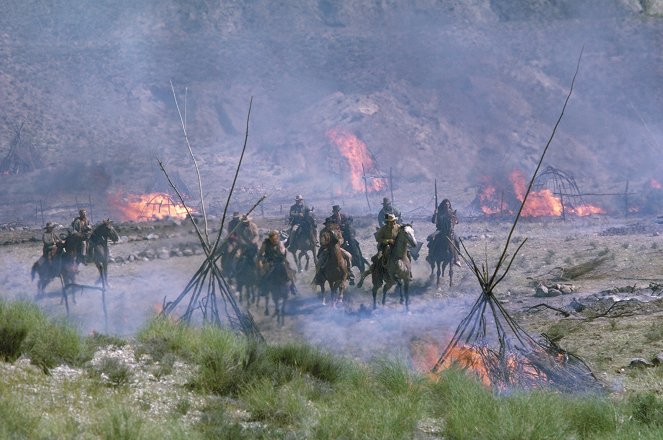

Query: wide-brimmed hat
[384,213,397,222]
[332,205,341,211]
[323,217,334,225]
[44,222,55,230]
[295,194,303,201]
[232,211,240,218]
[382,197,390,205]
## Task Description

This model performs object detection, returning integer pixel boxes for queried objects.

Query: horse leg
[449,264,454,288]
[320,282,327,306]
[398,281,404,304]
[303,252,310,271]
[436,261,442,287]
[291,250,301,273]
[264,289,270,316]
[403,281,410,312]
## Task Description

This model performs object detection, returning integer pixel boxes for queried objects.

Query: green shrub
[97,406,144,440]
[0,300,84,370]
[629,393,663,427]
[91,356,133,387]
[267,343,348,384]
[0,300,44,361]
[23,318,84,371]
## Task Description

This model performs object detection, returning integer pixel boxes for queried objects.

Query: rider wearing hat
[428,198,461,267]
[374,213,401,267]
[286,195,312,247]
[42,222,63,260]
[314,216,354,285]
[71,208,92,264]
[377,197,402,227]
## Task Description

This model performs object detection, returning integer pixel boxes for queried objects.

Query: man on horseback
[314,217,354,285]
[71,208,92,264]
[427,199,461,267]
[329,204,365,276]
[285,195,307,246]
[374,213,401,268]
[42,222,63,261]
[378,197,402,227]
[257,230,297,295]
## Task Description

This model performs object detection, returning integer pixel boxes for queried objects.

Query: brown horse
[260,257,296,326]
[286,218,318,272]
[426,211,458,287]
[362,224,417,311]
[31,241,76,297]
[314,233,349,307]
[234,244,260,307]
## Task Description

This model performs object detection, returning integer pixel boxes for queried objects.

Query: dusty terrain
[2,212,663,394]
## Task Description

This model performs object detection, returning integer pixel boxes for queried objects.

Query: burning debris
[474,166,605,218]
[432,52,604,393]
[326,128,385,193]
[108,192,193,222]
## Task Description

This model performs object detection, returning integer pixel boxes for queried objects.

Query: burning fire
[326,128,384,192]
[477,169,605,217]
[108,192,193,222]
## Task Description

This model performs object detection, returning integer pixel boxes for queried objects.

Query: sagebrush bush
[0,300,84,370]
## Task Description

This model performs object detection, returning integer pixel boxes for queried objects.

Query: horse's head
[95,219,119,243]
[400,224,417,248]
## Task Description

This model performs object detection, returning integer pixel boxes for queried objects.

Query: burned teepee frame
[432,49,603,393]
[159,86,263,341]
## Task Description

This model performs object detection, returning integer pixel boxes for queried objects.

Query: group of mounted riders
[41,208,93,265]
[220,192,462,310]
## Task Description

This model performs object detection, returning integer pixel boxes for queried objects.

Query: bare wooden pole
[487,47,583,292]
[362,163,371,212]
[389,167,394,205]
[624,180,629,218]
[170,81,209,244]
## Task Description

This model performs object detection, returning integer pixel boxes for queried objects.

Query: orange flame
[108,192,193,222]
[651,179,662,189]
[326,129,384,192]
[478,170,605,217]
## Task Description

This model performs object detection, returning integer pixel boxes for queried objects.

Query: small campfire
[326,128,385,193]
[108,192,193,222]
[474,166,605,218]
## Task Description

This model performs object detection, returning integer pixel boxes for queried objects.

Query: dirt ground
[2,213,663,395]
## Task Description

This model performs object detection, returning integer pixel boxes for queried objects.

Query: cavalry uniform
[377,197,402,227]
[71,209,92,263]
[427,199,460,266]
[314,218,353,285]
[42,222,62,260]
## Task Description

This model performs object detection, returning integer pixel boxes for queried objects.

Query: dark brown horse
[234,244,260,307]
[31,241,77,297]
[260,256,296,326]
[286,217,318,272]
[88,219,119,289]
[426,211,458,287]
[314,233,349,308]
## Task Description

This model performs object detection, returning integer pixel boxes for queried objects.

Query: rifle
[434,179,438,218]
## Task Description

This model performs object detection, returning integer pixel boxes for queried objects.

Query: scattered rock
[653,353,663,366]
[629,358,654,368]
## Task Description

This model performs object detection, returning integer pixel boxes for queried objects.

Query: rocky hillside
[0,0,662,222]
